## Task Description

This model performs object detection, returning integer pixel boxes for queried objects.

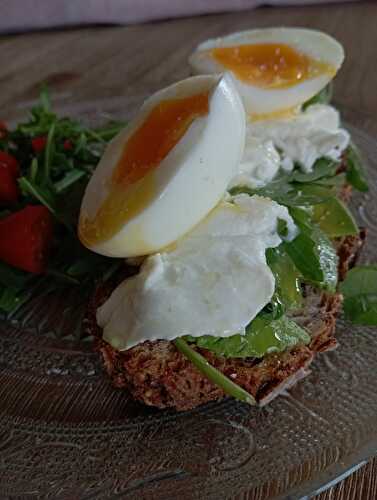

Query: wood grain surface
[0,1,376,498]
[317,458,377,500]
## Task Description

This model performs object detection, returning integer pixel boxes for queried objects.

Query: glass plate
[1,97,376,500]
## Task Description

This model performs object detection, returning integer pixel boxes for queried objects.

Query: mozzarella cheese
[229,104,350,189]
[97,195,296,351]
[229,138,281,189]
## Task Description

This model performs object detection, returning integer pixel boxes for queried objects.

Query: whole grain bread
[85,228,365,411]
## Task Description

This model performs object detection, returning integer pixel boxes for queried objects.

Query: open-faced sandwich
[79,28,368,411]
[0,28,372,413]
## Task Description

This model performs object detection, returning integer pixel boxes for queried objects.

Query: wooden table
[0,1,376,498]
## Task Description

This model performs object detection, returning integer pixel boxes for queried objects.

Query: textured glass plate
[0,97,376,500]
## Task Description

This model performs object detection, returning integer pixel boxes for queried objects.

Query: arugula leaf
[267,247,302,309]
[342,295,377,325]
[260,293,285,320]
[277,218,289,238]
[312,197,358,237]
[53,169,86,193]
[288,205,313,227]
[229,174,292,202]
[92,122,127,141]
[345,143,369,192]
[0,261,30,289]
[45,268,80,286]
[186,315,310,358]
[29,157,39,182]
[314,226,339,293]
[40,85,51,113]
[18,176,57,216]
[230,176,333,208]
[295,183,336,200]
[340,266,377,324]
[0,287,30,313]
[0,88,128,314]
[289,158,338,183]
[43,121,56,185]
[0,262,34,314]
[283,208,338,292]
[313,172,346,187]
[283,229,323,282]
[302,83,333,110]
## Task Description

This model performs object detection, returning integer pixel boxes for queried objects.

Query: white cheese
[229,138,280,189]
[97,194,296,351]
[230,104,350,189]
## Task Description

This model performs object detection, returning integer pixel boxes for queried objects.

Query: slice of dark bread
[84,227,365,412]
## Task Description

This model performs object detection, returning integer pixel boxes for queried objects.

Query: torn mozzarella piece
[97,194,296,351]
[230,104,350,189]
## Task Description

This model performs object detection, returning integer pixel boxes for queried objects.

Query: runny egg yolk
[79,91,210,247]
[211,43,335,89]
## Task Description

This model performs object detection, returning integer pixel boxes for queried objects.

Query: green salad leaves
[9,88,126,228]
[282,206,338,293]
[340,266,377,325]
[312,197,358,237]
[302,83,333,110]
[266,247,302,309]
[186,315,310,359]
[0,262,33,313]
[0,88,126,314]
[345,143,369,192]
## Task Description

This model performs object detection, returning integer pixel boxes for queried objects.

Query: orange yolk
[79,91,210,247]
[249,106,298,122]
[211,43,335,89]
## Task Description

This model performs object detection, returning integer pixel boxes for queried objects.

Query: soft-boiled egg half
[79,74,245,257]
[189,28,344,119]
